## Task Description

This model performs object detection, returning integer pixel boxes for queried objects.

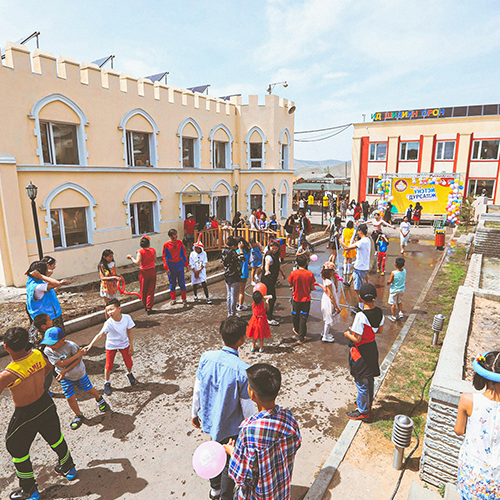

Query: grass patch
[485,221,500,229]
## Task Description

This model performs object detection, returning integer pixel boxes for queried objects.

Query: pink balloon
[253,282,267,295]
[193,441,227,479]
[310,254,318,261]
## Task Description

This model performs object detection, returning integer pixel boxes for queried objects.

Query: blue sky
[2,0,500,161]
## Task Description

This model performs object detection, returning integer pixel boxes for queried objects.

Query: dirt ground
[0,232,441,499]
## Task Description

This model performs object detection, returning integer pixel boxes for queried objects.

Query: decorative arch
[179,182,203,218]
[209,124,233,169]
[29,93,89,166]
[278,179,291,218]
[245,179,267,212]
[177,118,203,168]
[123,181,163,233]
[210,179,233,220]
[279,128,291,170]
[119,108,160,167]
[244,126,267,169]
[41,182,96,244]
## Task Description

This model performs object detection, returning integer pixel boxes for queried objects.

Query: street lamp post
[271,187,276,215]
[25,180,43,260]
[321,184,325,227]
[233,183,239,220]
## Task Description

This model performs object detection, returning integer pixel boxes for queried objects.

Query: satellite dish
[288,105,296,114]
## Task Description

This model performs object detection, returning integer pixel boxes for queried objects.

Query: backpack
[304,218,312,234]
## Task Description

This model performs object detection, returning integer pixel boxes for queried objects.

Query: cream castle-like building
[0,41,295,286]
[351,104,500,205]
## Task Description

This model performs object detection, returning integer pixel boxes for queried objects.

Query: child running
[86,298,137,395]
[224,363,302,500]
[127,235,157,314]
[249,239,263,285]
[344,283,384,420]
[99,249,123,305]
[376,233,389,275]
[189,238,212,304]
[247,291,272,353]
[295,238,311,269]
[320,263,341,343]
[341,220,356,285]
[387,257,406,322]
[41,327,110,429]
[399,215,411,254]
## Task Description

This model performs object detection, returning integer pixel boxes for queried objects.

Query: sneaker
[104,382,112,395]
[376,268,380,273]
[239,304,248,311]
[250,281,256,286]
[388,315,397,322]
[268,319,279,326]
[146,309,153,315]
[70,414,84,430]
[322,337,335,343]
[236,304,241,311]
[9,486,40,500]
[170,300,177,305]
[206,298,213,304]
[398,311,404,319]
[234,313,241,318]
[381,272,385,276]
[346,409,371,421]
[127,373,137,386]
[194,295,200,302]
[54,463,77,481]
[251,346,257,353]
[209,489,221,500]
[97,398,110,412]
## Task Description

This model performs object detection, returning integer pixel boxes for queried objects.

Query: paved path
[0,238,441,499]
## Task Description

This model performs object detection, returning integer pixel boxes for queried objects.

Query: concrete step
[407,482,441,500]
[444,483,460,500]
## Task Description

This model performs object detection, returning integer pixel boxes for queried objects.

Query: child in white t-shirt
[86,298,137,395]
[399,216,411,255]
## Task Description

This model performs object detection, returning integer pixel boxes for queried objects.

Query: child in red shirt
[287,254,316,344]
[247,291,272,353]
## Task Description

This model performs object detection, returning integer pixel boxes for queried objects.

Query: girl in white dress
[455,351,500,499]
[320,263,341,342]
[189,239,212,304]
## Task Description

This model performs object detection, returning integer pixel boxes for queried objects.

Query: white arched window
[245,126,267,169]
[29,93,89,166]
[279,128,291,170]
[209,124,233,169]
[246,180,267,212]
[178,118,202,168]
[278,179,291,218]
[210,180,233,222]
[119,109,159,167]
[41,183,96,248]
[123,182,162,235]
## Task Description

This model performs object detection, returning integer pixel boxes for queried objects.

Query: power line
[295,123,353,134]
[294,124,352,142]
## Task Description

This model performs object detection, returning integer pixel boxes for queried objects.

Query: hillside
[293,158,351,178]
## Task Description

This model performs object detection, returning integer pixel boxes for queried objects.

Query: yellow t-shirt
[323,196,329,207]
[5,349,46,388]
[308,195,314,205]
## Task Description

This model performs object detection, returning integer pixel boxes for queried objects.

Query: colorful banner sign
[390,176,457,215]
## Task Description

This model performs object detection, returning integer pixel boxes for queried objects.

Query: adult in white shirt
[249,209,258,230]
[340,223,372,311]
[399,216,411,254]
[472,189,488,222]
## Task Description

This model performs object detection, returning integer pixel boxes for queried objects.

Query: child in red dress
[247,291,272,353]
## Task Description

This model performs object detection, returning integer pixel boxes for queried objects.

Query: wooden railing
[193,226,285,251]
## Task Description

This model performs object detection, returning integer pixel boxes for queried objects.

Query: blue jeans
[352,268,368,291]
[355,377,374,414]
[225,280,239,316]
[298,230,314,251]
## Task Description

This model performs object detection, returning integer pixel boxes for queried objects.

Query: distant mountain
[293,159,351,178]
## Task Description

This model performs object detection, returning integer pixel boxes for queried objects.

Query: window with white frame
[212,141,227,169]
[399,141,419,161]
[467,179,495,198]
[182,137,195,168]
[50,207,89,248]
[126,131,151,166]
[369,143,387,161]
[472,140,500,160]
[40,122,79,165]
[250,143,263,169]
[281,144,290,169]
[250,194,262,210]
[130,201,155,236]
[435,141,456,160]
[366,178,379,195]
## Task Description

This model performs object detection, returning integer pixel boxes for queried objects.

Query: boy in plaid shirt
[224,363,301,500]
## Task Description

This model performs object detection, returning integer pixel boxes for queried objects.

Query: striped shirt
[229,405,301,500]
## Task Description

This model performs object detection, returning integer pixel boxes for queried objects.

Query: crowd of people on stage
[1,192,498,500]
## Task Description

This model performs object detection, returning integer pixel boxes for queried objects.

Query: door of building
[184,204,210,230]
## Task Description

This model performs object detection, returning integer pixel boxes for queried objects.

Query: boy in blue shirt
[191,317,255,500]
[376,233,389,276]
[387,257,407,321]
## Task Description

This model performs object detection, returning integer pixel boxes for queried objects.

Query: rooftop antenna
[1,31,40,59]
[146,71,169,84]
[92,55,115,69]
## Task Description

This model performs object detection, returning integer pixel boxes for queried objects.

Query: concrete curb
[303,231,454,500]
